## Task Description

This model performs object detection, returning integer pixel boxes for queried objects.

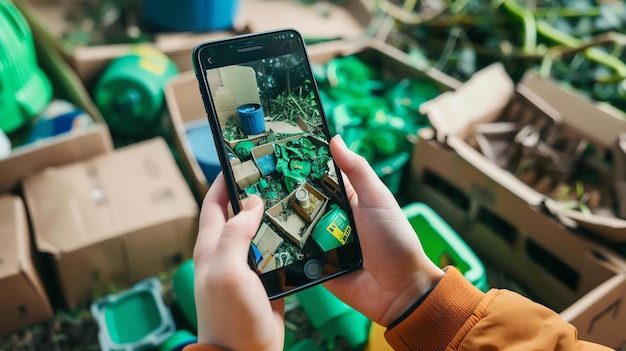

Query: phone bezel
[192,28,363,299]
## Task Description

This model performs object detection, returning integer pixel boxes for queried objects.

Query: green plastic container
[160,330,197,351]
[172,259,198,332]
[0,0,52,134]
[296,284,371,349]
[94,46,178,137]
[90,277,176,351]
[311,206,353,252]
[402,203,488,292]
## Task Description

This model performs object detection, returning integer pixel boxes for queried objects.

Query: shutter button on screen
[304,259,322,279]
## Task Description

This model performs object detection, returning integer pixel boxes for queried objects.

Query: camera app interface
[205,51,354,279]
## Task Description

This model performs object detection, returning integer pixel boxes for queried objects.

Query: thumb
[329,135,392,204]
[215,195,264,259]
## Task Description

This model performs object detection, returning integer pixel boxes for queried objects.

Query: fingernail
[333,134,346,147]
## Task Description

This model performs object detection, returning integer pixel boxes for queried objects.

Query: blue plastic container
[237,103,265,135]
[143,0,239,32]
[186,124,221,184]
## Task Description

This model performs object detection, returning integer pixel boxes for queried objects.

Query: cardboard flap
[0,195,25,277]
[420,63,514,143]
[561,273,626,346]
[544,199,626,242]
[520,71,626,149]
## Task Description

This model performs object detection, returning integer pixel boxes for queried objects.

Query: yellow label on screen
[327,223,351,245]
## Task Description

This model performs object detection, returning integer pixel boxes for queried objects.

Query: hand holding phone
[193,29,363,298]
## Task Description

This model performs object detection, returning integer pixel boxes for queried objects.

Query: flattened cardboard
[409,131,626,348]
[0,1,113,193]
[0,195,53,335]
[420,64,626,241]
[23,138,199,308]
[235,0,373,40]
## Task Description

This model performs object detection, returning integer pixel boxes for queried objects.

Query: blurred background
[1,0,626,350]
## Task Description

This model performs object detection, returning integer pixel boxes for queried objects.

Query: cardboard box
[266,186,329,248]
[0,1,113,194]
[0,195,53,335]
[14,0,235,90]
[235,0,374,41]
[408,131,626,348]
[233,159,262,191]
[22,138,199,308]
[290,183,329,223]
[419,64,626,242]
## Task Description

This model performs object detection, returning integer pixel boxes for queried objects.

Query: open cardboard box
[0,2,112,194]
[266,184,329,248]
[0,195,53,335]
[13,0,235,90]
[408,129,626,348]
[290,183,329,223]
[22,138,199,308]
[419,64,626,242]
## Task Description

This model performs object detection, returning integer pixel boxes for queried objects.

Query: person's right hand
[323,135,445,327]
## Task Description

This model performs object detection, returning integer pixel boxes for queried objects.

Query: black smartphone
[193,29,363,299]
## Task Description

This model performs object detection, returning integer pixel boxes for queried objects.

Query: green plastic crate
[402,202,488,292]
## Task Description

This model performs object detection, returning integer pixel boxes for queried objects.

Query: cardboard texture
[0,2,113,193]
[233,160,262,190]
[266,187,328,248]
[22,138,199,308]
[235,0,373,40]
[0,195,53,335]
[420,63,626,242]
[14,0,234,89]
[252,223,284,273]
[408,131,626,348]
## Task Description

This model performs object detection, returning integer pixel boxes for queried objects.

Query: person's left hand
[193,173,285,351]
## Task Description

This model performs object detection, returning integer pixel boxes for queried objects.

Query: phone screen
[194,29,362,298]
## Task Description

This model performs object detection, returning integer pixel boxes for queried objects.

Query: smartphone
[193,29,363,299]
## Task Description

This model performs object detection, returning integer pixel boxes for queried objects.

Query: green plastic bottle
[172,259,197,332]
[296,284,371,349]
[0,0,52,134]
[94,46,178,137]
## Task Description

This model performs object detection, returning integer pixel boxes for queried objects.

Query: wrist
[380,262,445,327]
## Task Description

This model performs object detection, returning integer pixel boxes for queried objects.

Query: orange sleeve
[384,267,613,351]
[183,344,227,351]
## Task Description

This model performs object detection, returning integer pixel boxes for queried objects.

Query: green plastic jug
[94,45,178,137]
[172,259,198,332]
[0,0,52,134]
[296,284,371,349]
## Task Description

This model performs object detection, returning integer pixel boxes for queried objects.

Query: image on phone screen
[196,30,361,297]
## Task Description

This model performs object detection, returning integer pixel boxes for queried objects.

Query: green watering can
[0,0,52,134]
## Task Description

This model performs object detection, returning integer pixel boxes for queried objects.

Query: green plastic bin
[91,277,176,351]
[402,203,488,292]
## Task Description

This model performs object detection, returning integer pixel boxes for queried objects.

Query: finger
[194,174,230,262]
[214,195,265,260]
[199,173,230,229]
[330,135,392,205]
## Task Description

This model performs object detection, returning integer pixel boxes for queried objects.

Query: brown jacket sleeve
[183,344,225,351]
[384,267,613,351]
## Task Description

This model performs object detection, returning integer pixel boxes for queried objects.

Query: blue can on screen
[237,103,265,135]
[186,124,221,184]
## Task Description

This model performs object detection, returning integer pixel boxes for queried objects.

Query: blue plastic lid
[186,124,221,184]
